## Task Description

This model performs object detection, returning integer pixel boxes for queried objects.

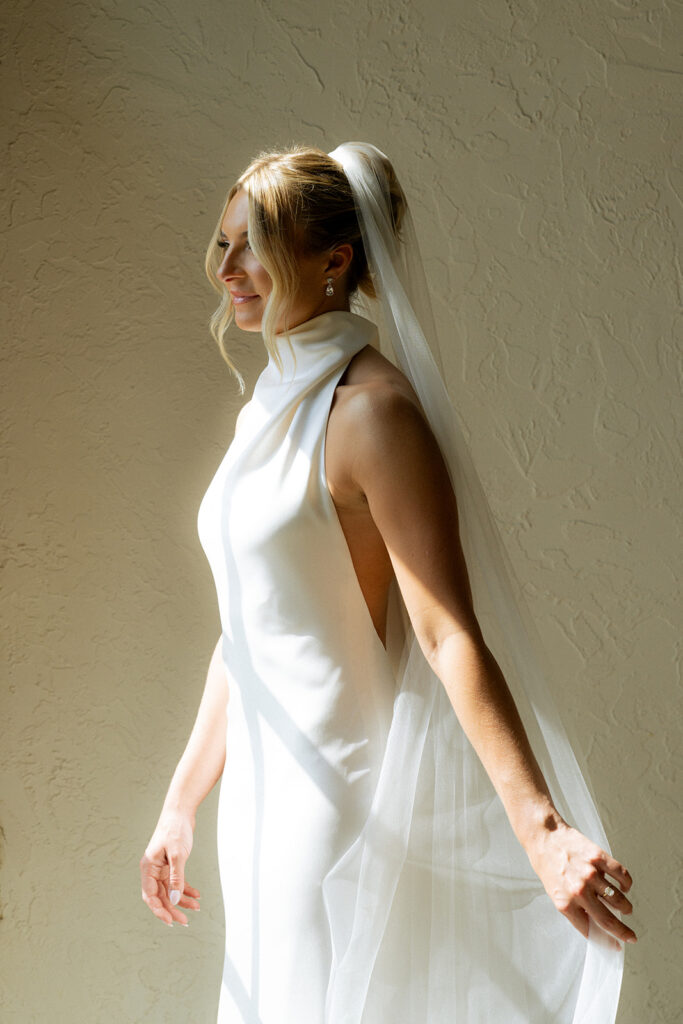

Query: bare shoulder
[327,343,431,506]
[337,342,420,404]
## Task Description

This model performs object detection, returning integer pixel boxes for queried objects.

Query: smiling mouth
[232,294,258,305]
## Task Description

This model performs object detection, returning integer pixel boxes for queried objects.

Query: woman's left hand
[525,819,637,947]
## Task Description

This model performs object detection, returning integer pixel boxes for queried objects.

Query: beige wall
[2,0,680,1020]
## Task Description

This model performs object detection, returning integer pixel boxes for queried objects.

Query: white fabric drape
[320,142,624,1022]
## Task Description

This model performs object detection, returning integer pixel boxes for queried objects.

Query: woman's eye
[217,239,251,251]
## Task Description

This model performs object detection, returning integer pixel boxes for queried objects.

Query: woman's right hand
[140,811,201,926]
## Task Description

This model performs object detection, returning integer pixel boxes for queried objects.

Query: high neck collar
[262,309,379,384]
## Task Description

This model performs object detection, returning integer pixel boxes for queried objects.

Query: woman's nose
[217,250,240,282]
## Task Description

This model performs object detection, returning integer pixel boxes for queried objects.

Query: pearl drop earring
[325,277,335,296]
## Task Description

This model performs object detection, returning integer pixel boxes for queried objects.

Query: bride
[140,142,636,1023]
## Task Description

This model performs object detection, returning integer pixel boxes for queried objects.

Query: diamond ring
[602,884,615,899]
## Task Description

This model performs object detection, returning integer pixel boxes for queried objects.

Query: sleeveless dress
[197,309,623,1024]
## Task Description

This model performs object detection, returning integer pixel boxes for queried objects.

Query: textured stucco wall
[2,0,681,1020]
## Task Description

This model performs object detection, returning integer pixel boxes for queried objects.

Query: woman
[140,143,636,1023]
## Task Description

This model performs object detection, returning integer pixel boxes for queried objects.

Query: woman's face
[216,187,351,334]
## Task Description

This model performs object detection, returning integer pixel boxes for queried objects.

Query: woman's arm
[345,384,637,947]
[427,630,636,945]
[139,634,230,926]
[160,634,230,825]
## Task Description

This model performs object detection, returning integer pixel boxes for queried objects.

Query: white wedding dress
[197,309,623,1023]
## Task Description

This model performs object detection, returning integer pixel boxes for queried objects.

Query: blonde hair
[204,143,406,394]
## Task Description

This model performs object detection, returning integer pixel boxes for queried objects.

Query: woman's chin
[233,301,263,330]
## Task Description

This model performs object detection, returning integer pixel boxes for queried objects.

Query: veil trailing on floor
[321,142,624,1022]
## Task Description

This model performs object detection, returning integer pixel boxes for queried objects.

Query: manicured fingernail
[170,890,181,905]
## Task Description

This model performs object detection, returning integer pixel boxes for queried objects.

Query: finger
[168,852,186,909]
[595,852,633,894]
[176,890,201,911]
[174,884,201,910]
[142,889,175,927]
[594,877,633,916]
[140,853,188,926]
[157,883,189,926]
[583,891,637,944]
[560,902,590,939]
[559,902,623,951]
[140,856,168,901]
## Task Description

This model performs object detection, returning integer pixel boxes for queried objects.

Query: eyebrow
[219,229,249,239]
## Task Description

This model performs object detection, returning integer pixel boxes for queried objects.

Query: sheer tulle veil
[320,141,624,1022]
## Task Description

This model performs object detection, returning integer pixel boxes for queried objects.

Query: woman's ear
[325,242,354,277]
